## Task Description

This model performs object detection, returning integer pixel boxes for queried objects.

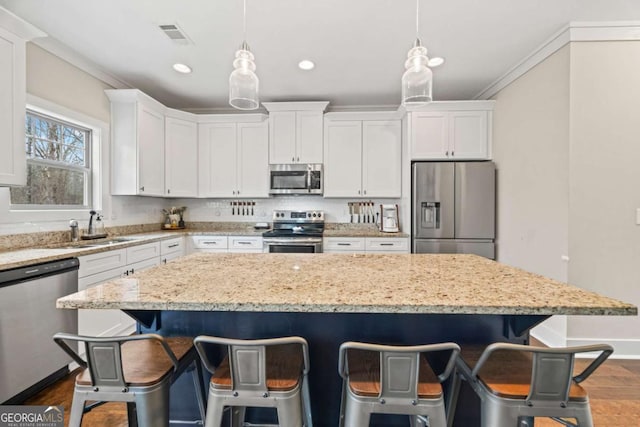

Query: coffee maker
[380,204,399,232]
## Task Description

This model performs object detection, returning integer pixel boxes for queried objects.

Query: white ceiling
[2,0,640,111]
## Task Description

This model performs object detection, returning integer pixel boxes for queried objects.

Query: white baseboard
[567,337,640,359]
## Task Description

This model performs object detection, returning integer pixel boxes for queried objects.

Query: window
[10,110,92,208]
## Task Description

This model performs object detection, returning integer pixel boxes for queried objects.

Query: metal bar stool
[193,335,312,427]
[451,343,613,427]
[53,332,206,427]
[337,341,460,427]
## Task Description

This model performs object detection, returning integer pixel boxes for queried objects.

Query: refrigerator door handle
[421,202,440,229]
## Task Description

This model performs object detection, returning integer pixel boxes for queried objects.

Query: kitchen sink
[49,236,143,250]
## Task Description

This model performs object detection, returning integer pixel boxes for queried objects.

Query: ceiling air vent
[159,23,192,45]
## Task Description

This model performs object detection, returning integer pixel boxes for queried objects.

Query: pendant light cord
[243,0,247,42]
[415,0,419,38]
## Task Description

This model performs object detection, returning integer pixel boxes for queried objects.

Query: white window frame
[4,94,105,221]
[12,110,93,209]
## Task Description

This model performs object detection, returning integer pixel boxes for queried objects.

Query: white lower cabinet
[323,237,366,254]
[188,235,228,253]
[161,237,185,263]
[324,237,409,254]
[365,237,409,253]
[77,242,161,339]
[228,236,263,253]
[188,235,263,253]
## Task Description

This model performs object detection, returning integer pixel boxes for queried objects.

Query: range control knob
[312,213,317,217]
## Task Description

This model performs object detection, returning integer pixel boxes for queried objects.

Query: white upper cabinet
[263,102,328,164]
[409,101,494,160]
[324,121,362,197]
[107,89,166,196]
[0,12,45,186]
[324,114,402,198]
[165,113,198,197]
[198,116,269,198]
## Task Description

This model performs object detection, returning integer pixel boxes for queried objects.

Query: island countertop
[56,253,637,316]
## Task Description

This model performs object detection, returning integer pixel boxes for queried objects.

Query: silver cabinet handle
[167,189,171,194]
[364,190,367,195]
[168,243,179,248]
[380,243,394,246]
[237,241,252,245]
[140,186,145,191]
[202,241,218,245]
[451,151,455,157]
[445,151,449,157]
[337,243,352,246]
[163,258,167,264]
[292,156,295,162]
[237,190,240,195]
[297,157,300,162]
[358,190,361,195]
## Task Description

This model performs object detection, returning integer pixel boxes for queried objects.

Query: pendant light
[229,0,259,110]
[401,0,443,107]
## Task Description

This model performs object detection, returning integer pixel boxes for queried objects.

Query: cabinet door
[165,117,198,197]
[137,103,165,196]
[0,28,26,186]
[323,121,362,197]
[449,111,488,159]
[198,122,237,197]
[237,121,269,198]
[362,121,401,198]
[410,112,449,159]
[269,111,297,163]
[296,111,323,163]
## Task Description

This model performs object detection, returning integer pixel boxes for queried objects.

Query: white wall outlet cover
[636,208,640,225]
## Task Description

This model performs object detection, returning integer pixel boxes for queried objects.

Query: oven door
[263,238,323,253]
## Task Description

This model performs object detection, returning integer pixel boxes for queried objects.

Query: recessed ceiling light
[173,63,192,74]
[298,60,315,71]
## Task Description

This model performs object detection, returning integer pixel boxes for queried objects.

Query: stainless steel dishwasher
[0,258,79,403]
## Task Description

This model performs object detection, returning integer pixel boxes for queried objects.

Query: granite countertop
[57,253,637,316]
[0,222,410,272]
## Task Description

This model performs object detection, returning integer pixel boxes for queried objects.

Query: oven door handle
[264,238,323,244]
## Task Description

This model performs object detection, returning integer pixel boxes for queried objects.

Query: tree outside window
[10,111,92,208]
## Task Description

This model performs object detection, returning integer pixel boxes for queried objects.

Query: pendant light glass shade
[402,38,432,106]
[229,42,259,110]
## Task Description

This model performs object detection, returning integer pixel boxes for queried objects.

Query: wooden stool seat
[76,337,194,387]
[211,343,304,391]
[346,348,442,399]
[461,346,588,401]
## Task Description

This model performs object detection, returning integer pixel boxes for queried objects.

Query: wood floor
[24,357,640,426]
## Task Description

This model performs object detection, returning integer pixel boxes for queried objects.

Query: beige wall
[492,46,570,281]
[567,41,640,352]
[493,41,640,356]
[491,46,571,346]
[26,43,112,123]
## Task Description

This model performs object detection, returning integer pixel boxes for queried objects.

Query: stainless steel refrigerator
[412,161,496,259]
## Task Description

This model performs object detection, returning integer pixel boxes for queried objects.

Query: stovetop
[263,209,325,238]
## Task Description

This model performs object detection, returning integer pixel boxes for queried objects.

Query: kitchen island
[57,253,636,426]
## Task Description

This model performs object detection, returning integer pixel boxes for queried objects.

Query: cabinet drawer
[161,237,184,255]
[161,251,184,264]
[78,249,127,278]
[126,242,161,264]
[190,236,228,250]
[229,236,263,251]
[324,237,366,251]
[365,237,409,252]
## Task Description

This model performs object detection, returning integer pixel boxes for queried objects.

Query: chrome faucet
[87,210,97,235]
[69,219,79,242]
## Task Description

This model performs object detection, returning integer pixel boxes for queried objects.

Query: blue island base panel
[133,311,542,427]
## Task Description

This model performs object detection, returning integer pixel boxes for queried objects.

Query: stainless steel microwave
[269,164,323,195]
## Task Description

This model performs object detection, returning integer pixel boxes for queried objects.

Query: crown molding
[32,37,131,90]
[0,6,46,40]
[475,21,640,100]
